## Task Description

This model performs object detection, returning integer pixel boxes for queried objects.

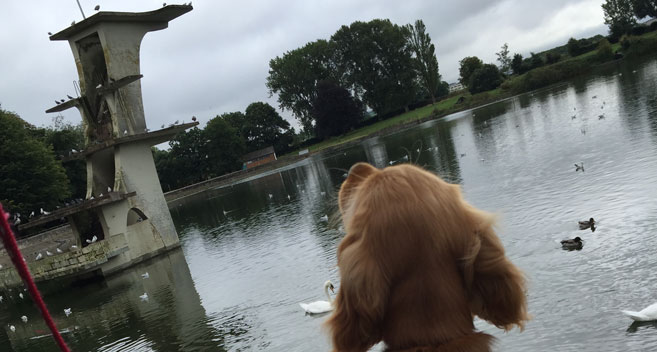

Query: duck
[561,237,583,250]
[575,162,584,172]
[300,280,335,314]
[579,218,595,230]
[622,302,657,321]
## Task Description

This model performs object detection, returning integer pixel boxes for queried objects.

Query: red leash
[0,204,70,351]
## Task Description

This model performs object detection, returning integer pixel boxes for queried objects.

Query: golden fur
[325,162,528,352]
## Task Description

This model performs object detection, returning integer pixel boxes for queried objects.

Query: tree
[632,0,657,18]
[602,0,637,40]
[595,38,614,62]
[496,43,511,75]
[267,40,336,134]
[42,118,86,200]
[243,102,292,153]
[528,52,544,70]
[468,64,503,94]
[204,115,246,175]
[312,80,363,139]
[458,56,483,87]
[407,20,441,104]
[0,108,70,215]
[511,53,524,75]
[166,127,211,186]
[331,19,418,117]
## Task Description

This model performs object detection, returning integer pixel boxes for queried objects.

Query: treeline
[0,107,85,217]
[154,101,295,190]
[266,19,448,140]
[452,0,657,97]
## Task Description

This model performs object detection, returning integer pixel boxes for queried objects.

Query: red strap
[0,204,70,352]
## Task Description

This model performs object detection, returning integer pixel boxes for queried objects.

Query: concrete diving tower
[29,5,195,281]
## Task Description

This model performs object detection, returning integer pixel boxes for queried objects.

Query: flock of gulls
[3,270,152,334]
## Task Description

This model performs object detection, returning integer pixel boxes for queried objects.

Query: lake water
[3,54,657,351]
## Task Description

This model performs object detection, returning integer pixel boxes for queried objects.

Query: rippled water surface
[3,55,657,351]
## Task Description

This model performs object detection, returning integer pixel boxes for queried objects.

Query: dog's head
[327,162,528,351]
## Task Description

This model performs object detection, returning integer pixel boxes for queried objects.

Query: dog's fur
[325,162,528,352]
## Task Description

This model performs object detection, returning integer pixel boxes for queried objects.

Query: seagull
[40,208,50,215]
[319,215,329,222]
[192,116,197,121]
[174,120,179,124]
[162,3,167,6]
[94,5,100,11]
[13,216,21,226]
[268,194,273,199]
[64,308,72,317]
[21,316,27,323]
[287,194,291,200]
[571,114,576,119]
[460,153,466,157]
[141,272,150,279]
[35,253,43,261]
[0,296,3,303]
[46,251,53,256]
[98,193,103,197]
[29,211,35,218]
[71,245,78,249]
[388,160,395,165]
[124,129,128,135]
[71,21,75,26]
[161,124,166,129]
[86,235,98,244]
[55,100,61,105]
[56,248,63,253]
[19,293,24,299]
[9,325,15,332]
[96,83,102,89]
[67,94,74,100]
[622,302,657,321]
[140,293,149,301]
[599,114,605,119]
[575,162,584,172]
[60,99,65,103]
[107,186,112,193]
[320,192,326,196]
[48,32,52,35]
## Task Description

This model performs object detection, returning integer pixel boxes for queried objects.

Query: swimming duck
[579,218,595,230]
[561,237,583,250]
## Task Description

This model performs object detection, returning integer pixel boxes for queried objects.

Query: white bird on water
[299,280,335,314]
[140,293,149,301]
[21,316,27,323]
[622,302,657,321]
[141,272,149,279]
[319,215,329,222]
[64,308,72,317]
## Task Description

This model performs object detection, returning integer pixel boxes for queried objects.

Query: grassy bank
[286,30,657,156]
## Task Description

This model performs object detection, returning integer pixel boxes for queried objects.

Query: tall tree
[331,19,418,117]
[266,40,336,133]
[0,108,70,215]
[632,0,657,18]
[602,0,637,39]
[42,117,86,200]
[243,102,292,152]
[458,56,483,87]
[312,80,363,139]
[496,43,511,75]
[204,115,246,175]
[407,19,441,104]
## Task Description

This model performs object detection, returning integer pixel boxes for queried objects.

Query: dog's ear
[325,240,388,351]
[462,217,529,331]
[338,162,378,215]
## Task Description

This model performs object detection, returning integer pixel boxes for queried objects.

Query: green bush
[595,38,614,62]
[468,64,503,94]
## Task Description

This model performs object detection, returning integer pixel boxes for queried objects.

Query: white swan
[622,302,657,321]
[300,280,335,314]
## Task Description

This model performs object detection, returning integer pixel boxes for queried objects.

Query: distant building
[448,82,465,93]
[242,146,277,170]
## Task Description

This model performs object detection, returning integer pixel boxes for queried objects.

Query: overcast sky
[0,0,607,135]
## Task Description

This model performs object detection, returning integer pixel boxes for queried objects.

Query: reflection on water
[3,54,657,351]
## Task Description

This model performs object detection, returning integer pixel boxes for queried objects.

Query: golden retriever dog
[326,162,528,352]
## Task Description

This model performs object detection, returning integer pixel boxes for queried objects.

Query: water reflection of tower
[362,137,390,168]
